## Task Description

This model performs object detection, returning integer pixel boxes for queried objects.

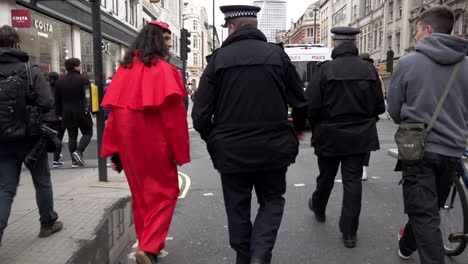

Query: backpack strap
[426,62,462,133]
[24,62,36,100]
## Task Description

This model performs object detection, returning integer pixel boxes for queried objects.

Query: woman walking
[100,22,190,264]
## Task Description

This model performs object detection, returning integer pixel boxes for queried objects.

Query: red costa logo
[11,10,31,28]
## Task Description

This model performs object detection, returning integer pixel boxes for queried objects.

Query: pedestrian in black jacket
[0,25,63,244]
[192,5,307,264]
[55,58,93,168]
[306,27,385,248]
[43,72,66,168]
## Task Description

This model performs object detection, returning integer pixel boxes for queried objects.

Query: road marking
[294,183,305,187]
[335,179,342,183]
[203,193,214,196]
[178,171,191,199]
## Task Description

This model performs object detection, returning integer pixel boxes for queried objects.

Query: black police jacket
[306,42,385,157]
[55,70,92,128]
[192,26,307,174]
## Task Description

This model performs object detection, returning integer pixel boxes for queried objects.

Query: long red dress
[100,57,190,254]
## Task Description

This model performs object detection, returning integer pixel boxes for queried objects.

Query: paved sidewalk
[0,168,132,264]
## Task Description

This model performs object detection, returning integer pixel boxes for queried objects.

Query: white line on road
[294,183,305,187]
[178,171,191,199]
[203,193,214,196]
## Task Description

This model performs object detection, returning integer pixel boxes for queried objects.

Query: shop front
[80,30,122,83]
[14,6,72,75]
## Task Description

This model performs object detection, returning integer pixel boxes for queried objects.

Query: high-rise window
[193,53,199,66]
[307,28,314,38]
[193,35,198,49]
[365,0,371,15]
[193,20,198,31]
[388,1,394,22]
[112,0,118,15]
[397,0,402,19]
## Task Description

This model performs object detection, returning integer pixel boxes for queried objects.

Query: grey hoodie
[387,33,468,157]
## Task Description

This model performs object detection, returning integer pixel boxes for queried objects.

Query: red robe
[100,58,190,255]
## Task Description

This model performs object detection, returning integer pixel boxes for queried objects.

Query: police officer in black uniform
[306,27,385,248]
[192,5,307,264]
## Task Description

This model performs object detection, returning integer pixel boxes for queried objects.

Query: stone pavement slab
[0,168,132,264]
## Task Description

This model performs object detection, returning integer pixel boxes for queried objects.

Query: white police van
[284,44,332,91]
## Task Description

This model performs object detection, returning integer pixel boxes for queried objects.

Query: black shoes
[135,251,158,264]
[308,197,326,222]
[342,233,357,248]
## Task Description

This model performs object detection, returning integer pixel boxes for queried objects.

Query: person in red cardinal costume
[100,21,190,264]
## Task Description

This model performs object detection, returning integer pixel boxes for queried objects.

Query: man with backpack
[387,6,468,263]
[0,25,63,244]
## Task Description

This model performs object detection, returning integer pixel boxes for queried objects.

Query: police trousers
[220,168,287,264]
[399,152,459,264]
[311,154,366,235]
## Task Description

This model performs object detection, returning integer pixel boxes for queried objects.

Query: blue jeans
[0,141,58,243]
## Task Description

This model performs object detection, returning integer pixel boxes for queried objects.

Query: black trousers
[311,154,366,235]
[399,152,458,264]
[66,113,93,156]
[220,168,287,264]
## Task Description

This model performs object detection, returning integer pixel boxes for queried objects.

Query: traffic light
[386,49,394,73]
[180,28,191,61]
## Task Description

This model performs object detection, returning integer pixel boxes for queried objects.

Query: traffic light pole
[91,0,107,182]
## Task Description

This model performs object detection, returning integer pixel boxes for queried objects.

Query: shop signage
[11,10,31,28]
[34,19,53,33]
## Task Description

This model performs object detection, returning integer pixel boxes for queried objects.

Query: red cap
[148,21,171,34]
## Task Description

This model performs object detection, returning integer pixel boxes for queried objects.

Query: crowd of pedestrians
[0,3,467,264]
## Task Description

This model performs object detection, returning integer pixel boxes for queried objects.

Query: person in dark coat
[0,25,62,244]
[192,5,307,264]
[55,58,93,168]
[43,72,66,168]
[306,27,385,248]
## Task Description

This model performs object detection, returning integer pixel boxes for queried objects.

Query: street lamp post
[313,7,318,44]
[91,0,107,182]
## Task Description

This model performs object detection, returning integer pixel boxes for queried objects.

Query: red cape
[102,58,187,110]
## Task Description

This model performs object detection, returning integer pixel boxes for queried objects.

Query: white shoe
[398,249,411,260]
[362,166,368,181]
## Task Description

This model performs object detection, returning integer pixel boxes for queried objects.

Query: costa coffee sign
[11,10,31,28]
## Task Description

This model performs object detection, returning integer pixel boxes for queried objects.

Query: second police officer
[306,27,386,248]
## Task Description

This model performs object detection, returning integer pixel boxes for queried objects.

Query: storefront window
[80,30,95,82]
[80,30,122,83]
[16,7,72,76]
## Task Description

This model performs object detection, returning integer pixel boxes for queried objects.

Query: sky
[202,0,318,41]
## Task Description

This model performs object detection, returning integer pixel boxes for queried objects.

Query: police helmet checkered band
[331,26,361,40]
[220,5,261,27]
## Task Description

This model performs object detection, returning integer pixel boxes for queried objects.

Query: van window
[292,61,317,90]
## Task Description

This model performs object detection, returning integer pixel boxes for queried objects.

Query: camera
[24,124,61,168]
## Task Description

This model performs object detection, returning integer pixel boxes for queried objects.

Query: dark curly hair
[121,23,170,68]
[65,58,81,72]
